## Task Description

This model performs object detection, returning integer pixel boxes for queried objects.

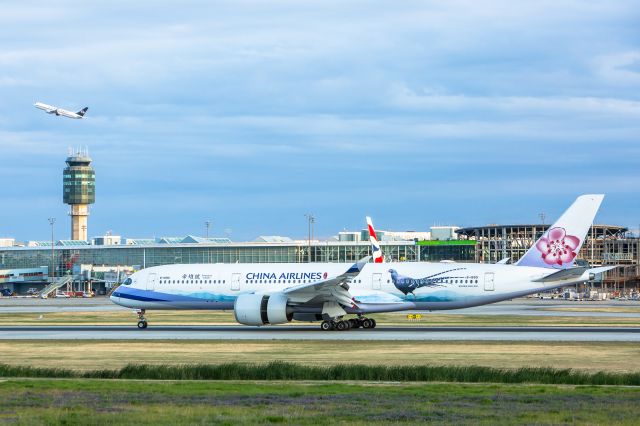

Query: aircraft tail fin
[76,107,88,117]
[516,194,604,269]
[366,216,383,263]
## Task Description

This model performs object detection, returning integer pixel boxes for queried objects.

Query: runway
[2,325,640,341]
[2,298,640,317]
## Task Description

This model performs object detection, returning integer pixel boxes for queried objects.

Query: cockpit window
[123,278,133,286]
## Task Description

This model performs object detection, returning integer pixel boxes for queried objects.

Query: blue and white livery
[111,195,615,331]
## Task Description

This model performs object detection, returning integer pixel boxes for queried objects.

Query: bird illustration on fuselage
[388,268,456,295]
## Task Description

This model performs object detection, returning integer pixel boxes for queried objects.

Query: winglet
[346,256,370,274]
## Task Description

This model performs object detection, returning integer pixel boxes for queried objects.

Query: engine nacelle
[233,292,292,326]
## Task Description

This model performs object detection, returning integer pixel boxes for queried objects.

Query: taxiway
[2,325,640,341]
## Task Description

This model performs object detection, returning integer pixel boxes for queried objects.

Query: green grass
[1,378,640,425]
[2,361,640,386]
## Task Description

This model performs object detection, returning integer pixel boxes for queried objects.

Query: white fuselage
[34,102,83,119]
[110,261,589,315]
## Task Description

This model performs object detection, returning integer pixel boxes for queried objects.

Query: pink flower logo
[536,227,580,266]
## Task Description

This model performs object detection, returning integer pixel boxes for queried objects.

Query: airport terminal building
[0,224,638,295]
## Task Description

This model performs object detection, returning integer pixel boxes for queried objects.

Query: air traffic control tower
[63,149,95,241]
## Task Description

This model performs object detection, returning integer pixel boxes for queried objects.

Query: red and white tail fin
[366,216,383,263]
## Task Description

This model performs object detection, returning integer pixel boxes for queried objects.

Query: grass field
[1,340,639,372]
[1,378,639,425]
[2,309,640,327]
[2,303,638,424]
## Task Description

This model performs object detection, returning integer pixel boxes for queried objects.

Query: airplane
[34,102,88,119]
[111,194,615,331]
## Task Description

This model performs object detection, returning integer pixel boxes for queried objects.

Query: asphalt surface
[1,298,639,341]
[2,325,640,341]
[2,298,640,316]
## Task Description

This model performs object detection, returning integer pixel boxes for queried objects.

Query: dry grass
[1,340,639,373]
[2,310,640,327]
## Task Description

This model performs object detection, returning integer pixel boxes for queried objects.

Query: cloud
[389,83,640,117]
[1,1,639,241]
[595,51,640,85]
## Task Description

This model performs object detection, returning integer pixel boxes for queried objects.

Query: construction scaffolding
[457,224,640,292]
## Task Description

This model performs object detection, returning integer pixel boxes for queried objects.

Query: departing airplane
[34,102,88,119]
[111,195,615,330]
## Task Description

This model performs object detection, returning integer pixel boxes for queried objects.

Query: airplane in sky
[111,194,615,331]
[34,102,88,119]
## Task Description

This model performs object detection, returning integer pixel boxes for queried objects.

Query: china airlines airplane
[34,102,88,119]
[111,195,614,330]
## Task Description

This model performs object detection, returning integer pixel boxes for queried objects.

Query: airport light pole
[305,213,315,263]
[205,220,211,238]
[48,217,56,282]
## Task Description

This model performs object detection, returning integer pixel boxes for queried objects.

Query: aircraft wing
[283,256,370,308]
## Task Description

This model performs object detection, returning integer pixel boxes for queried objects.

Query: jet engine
[233,292,293,326]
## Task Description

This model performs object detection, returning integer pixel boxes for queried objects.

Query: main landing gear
[320,317,376,331]
[136,309,148,329]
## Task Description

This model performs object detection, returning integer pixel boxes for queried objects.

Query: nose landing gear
[136,309,148,329]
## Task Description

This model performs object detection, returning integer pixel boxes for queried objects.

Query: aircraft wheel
[370,319,377,329]
[137,320,148,329]
[362,318,372,329]
[320,321,332,331]
[336,320,347,331]
[349,318,359,329]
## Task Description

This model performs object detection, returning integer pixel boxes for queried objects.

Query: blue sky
[1,1,639,241]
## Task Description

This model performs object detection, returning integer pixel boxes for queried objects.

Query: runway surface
[2,325,640,341]
[2,298,640,317]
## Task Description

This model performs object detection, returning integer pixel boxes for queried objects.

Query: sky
[1,1,639,242]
